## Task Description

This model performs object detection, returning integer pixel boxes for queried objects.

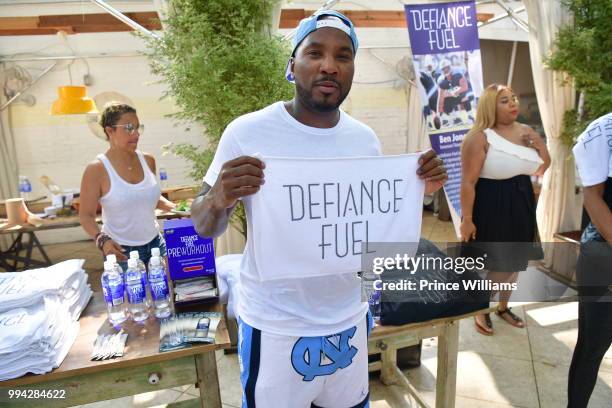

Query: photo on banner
[404,0,483,236]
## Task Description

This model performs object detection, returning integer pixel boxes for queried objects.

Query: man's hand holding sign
[212,156,266,208]
[418,149,448,194]
[192,156,265,239]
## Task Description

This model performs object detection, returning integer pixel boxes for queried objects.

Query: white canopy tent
[523,0,580,249]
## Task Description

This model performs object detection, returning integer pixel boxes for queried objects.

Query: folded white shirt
[0,302,47,354]
[0,260,90,381]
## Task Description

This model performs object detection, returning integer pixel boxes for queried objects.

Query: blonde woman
[460,84,550,335]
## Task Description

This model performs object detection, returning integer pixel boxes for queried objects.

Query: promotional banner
[251,154,425,281]
[404,0,484,234]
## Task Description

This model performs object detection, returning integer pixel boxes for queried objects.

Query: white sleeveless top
[97,150,161,246]
[480,128,544,180]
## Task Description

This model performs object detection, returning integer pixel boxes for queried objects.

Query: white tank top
[97,150,161,246]
[480,128,543,180]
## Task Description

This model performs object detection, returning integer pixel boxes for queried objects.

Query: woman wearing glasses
[79,103,175,266]
[460,84,550,335]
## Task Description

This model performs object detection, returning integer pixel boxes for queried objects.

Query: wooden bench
[368,307,496,408]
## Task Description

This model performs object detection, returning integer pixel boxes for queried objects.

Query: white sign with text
[251,154,425,281]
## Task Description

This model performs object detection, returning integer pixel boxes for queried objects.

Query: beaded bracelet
[95,232,112,251]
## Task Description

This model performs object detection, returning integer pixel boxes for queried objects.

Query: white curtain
[524,0,579,252]
[0,68,19,201]
[0,66,20,250]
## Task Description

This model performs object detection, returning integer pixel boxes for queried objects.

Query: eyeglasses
[111,123,144,135]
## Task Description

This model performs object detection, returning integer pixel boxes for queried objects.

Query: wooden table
[0,211,182,271]
[0,216,80,271]
[368,306,496,408]
[0,293,231,408]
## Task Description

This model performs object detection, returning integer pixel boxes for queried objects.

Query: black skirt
[462,175,543,271]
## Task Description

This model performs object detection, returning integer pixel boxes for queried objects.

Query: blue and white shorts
[238,312,374,408]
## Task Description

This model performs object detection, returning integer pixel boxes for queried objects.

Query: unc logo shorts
[238,312,374,408]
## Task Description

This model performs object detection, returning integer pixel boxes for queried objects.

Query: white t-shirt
[573,113,612,187]
[573,112,612,242]
[204,101,382,336]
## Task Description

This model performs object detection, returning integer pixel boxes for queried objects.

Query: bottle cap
[106,254,117,263]
[151,247,160,257]
[130,250,139,260]
[127,258,137,268]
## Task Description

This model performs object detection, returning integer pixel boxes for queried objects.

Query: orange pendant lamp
[50,85,98,115]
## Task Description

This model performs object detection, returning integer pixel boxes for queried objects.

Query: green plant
[546,0,612,147]
[145,0,293,236]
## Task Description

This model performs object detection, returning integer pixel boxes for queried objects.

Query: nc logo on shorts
[291,326,358,381]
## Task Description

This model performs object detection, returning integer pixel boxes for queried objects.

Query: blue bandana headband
[285,10,359,83]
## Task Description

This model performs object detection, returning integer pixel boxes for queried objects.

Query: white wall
[1,31,206,243]
[2,32,207,189]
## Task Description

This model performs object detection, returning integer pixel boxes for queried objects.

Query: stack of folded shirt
[0,259,92,381]
[0,259,92,316]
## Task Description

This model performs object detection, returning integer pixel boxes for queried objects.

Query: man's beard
[295,81,350,113]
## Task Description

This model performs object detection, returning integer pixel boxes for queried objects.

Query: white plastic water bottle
[18,175,32,201]
[150,247,169,277]
[106,253,126,280]
[150,247,166,265]
[159,167,168,189]
[130,250,151,310]
[150,247,168,276]
[101,260,128,325]
[125,259,149,322]
[148,255,172,319]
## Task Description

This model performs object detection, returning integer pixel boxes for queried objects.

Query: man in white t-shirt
[568,112,612,407]
[191,10,447,408]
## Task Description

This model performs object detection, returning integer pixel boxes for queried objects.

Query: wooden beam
[0,12,161,36]
[0,16,40,30]
[37,12,160,29]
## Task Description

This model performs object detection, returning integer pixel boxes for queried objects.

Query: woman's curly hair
[99,103,136,140]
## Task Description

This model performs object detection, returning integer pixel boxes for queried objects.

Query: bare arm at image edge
[79,162,103,239]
